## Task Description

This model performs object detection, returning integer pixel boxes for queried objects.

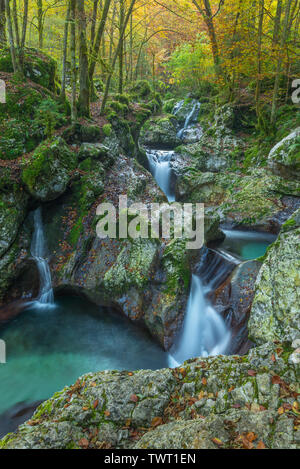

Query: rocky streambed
[0,98,299,449]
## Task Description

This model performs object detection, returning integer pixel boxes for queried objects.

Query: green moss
[162,239,190,295]
[0,47,57,91]
[130,80,152,98]
[102,123,112,137]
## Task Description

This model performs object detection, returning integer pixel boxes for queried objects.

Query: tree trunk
[255,0,264,121]
[70,0,77,122]
[61,2,71,101]
[12,0,20,48]
[88,0,111,86]
[271,0,292,124]
[100,0,136,114]
[37,0,43,49]
[0,0,6,47]
[5,0,19,73]
[77,0,90,117]
[90,0,99,53]
[192,0,222,76]
[272,0,283,47]
[118,0,125,93]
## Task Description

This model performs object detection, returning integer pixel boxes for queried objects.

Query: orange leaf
[130,394,139,403]
[78,438,89,449]
[93,399,99,409]
[212,438,223,447]
[256,440,266,449]
[151,417,163,427]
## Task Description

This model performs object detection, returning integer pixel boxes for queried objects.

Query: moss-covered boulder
[0,189,28,258]
[0,73,66,160]
[268,128,300,180]
[140,115,181,148]
[1,341,299,449]
[0,48,57,92]
[21,137,77,202]
[249,209,300,345]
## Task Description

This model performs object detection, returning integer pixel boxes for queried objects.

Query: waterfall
[177,102,201,139]
[168,250,232,368]
[31,208,54,305]
[146,149,176,202]
[172,100,185,116]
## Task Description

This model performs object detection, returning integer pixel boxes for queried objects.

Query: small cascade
[31,208,54,305]
[168,249,232,367]
[177,101,201,140]
[172,100,185,116]
[146,149,176,202]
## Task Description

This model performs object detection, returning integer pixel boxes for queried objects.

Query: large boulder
[140,115,181,148]
[0,189,28,258]
[1,341,299,449]
[0,48,57,92]
[21,137,77,202]
[248,208,300,345]
[0,73,66,160]
[268,128,300,180]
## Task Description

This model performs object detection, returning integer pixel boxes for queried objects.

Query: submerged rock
[249,208,300,345]
[1,342,298,449]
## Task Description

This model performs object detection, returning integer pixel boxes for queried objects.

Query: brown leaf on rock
[78,438,89,449]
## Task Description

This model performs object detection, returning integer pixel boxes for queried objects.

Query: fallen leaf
[202,377,207,386]
[247,370,257,377]
[151,417,163,427]
[256,440,266,449]
[78,438,89,449]
[93,399,99,409]
[246,432,257,442]
[212,438,223,447]
[130,394,139,403]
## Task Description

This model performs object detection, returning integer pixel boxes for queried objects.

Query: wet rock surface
[1,342,299,449]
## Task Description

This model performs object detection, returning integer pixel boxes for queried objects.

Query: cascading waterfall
[31,208,54,305]
[168,255,231,368]
[146,149,176,202]
[145,99,231,366]
[177,101,201,139]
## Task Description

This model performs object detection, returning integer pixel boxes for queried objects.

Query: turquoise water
[0,297,168,417]
[219,230,276,261]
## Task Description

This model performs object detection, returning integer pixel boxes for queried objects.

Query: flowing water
[177,101,201,140]
[31,208,54,305]
[146,149,176,202]
[0,296,168,433]
[0,101,277,433]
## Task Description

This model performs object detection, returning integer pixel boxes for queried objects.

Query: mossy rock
[21,137,77,201]
[0,47,57,91]
[0,75,67,160]
[130,80,152,98]
[62,124,101,144]
[0,189,29,258]
[268,129,300,180]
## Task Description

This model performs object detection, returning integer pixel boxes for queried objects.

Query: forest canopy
[0,0,299,126]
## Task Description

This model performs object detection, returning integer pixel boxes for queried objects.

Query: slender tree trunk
[70,0,77,122]
[5,0,18,72]
[272,0,283,47]
[12,0,19,47]
[37,0,43,48]
[90,0,99,53]
[77,0,90,117]
[109,0,117,64]
[129,12,133,82]
[118,0,125,93]
[61,2,71,101]
[0,0,6,47]
[100,0,136,114]
[271,0,292,124]
[19,0,29,66]
[88,0,111,85]
[255,0,264,121]
[192,0,222,76]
